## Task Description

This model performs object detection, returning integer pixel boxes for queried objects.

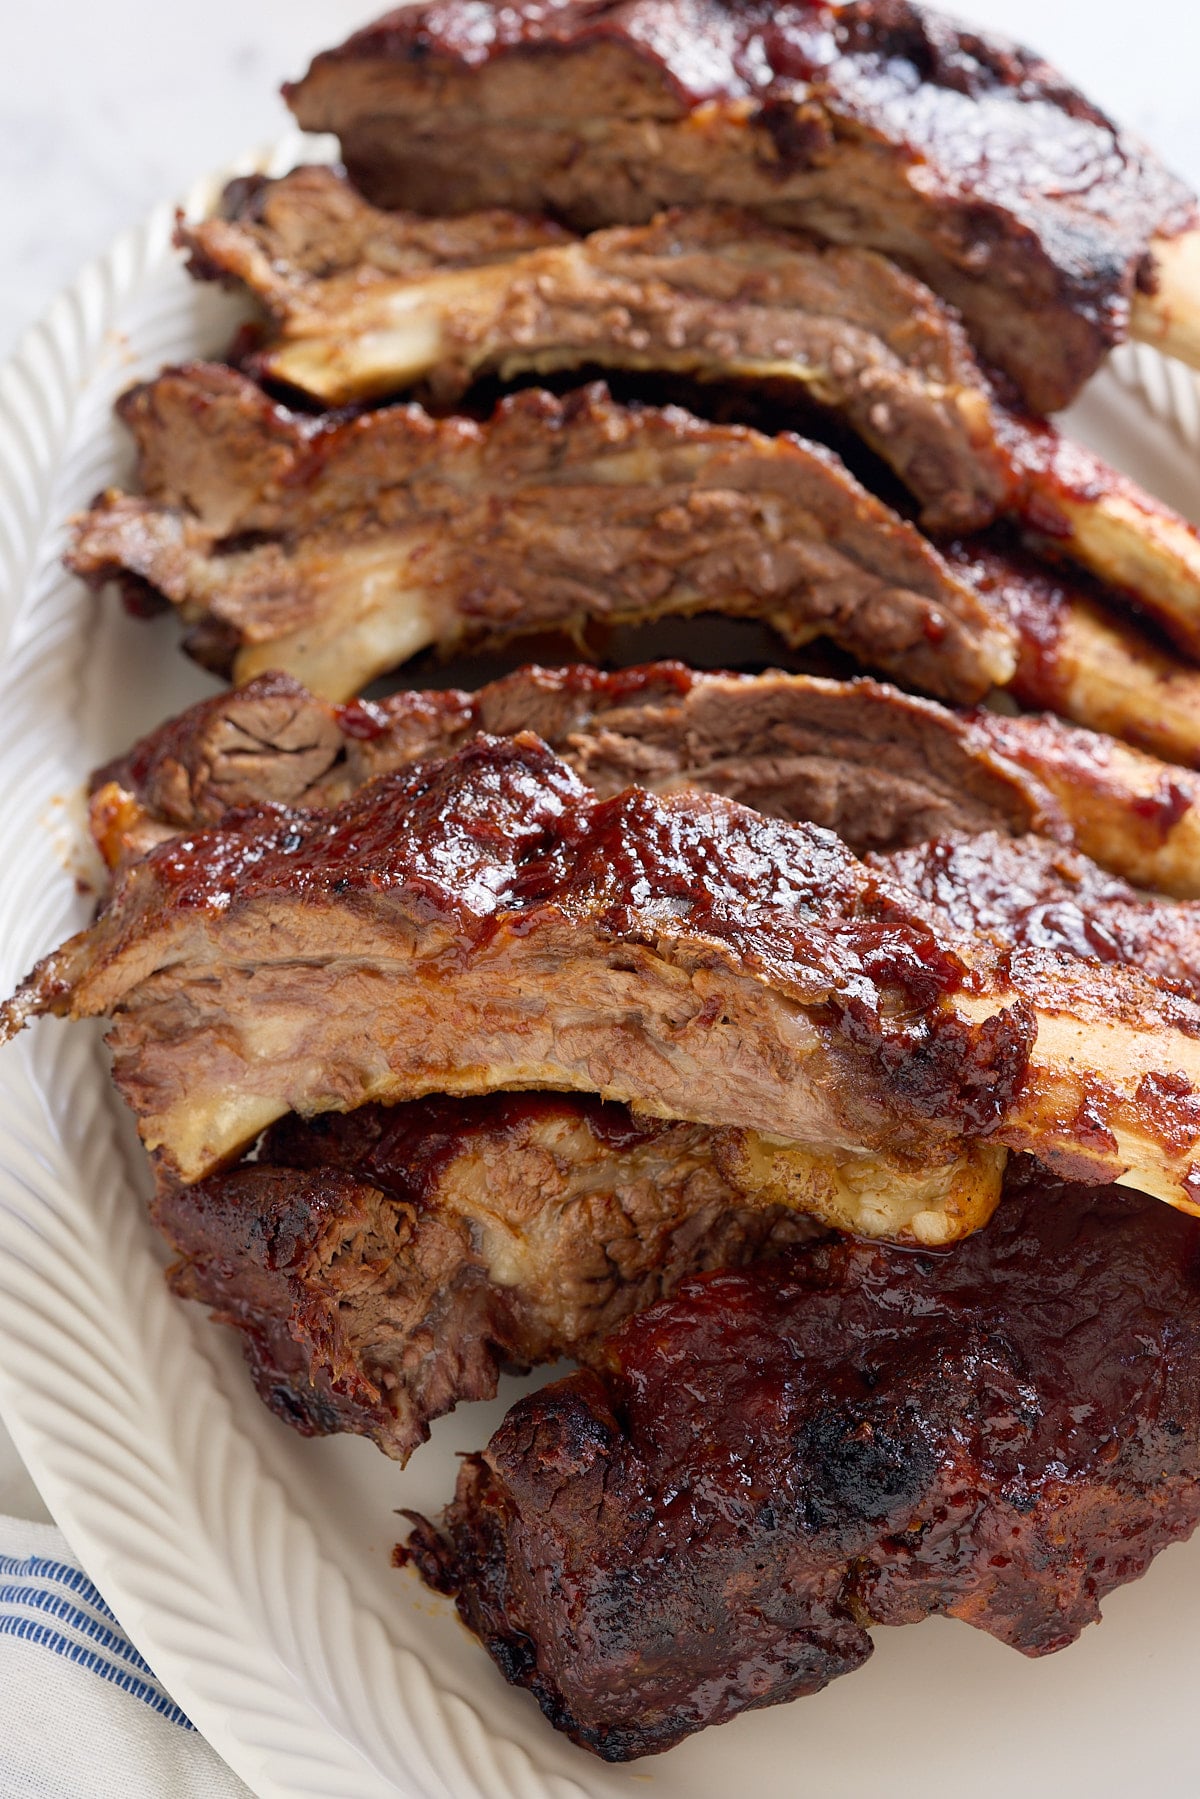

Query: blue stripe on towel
[0,1616,194,1728]
[0,1552,118,1616]
[0,1554,194,1729]
[0,1583,151,1668]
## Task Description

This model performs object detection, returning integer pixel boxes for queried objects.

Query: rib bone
[282,0,1199,415]
[68,367,1012,704]
[5,735,1200,1212]
[181,170,1200,656]
[1132,230,1200,375]
[964,712,1200,901]
[952,533,1200,773]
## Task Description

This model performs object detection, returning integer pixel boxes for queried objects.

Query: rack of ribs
[68,367,1011,704]
[69,364,1200,763]
[156,817,1200,1463]
[281,0,1200,415]
[399,1161,1200,1758]
[66,656,1200,1458]
[7,733,1200,1209]
[180,171,1200,653]
[87,661,1200,900]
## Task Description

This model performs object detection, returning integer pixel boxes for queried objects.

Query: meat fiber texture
[68,366,1011,702]
[72,349,1200,721]
[180,171,1014,535]
[88,662,1054,877]
[148,819,1200,1460]
[284,0,1197,412]
[87,655,1200,902]
[172,171,1200,664]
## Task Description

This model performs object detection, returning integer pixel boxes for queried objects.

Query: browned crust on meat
[404,1164,1200,1757]
[87,662,1056,880]
[881,831,1200,999]
[67,366,1012,703]
[8,735,1200,1208]
[283,0,1197,412]
[5,734,1037,1182]
[86,655,1200,906]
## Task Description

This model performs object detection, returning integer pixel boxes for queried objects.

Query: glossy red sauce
[413,1163,1200,1759]
[134,732,971,1014]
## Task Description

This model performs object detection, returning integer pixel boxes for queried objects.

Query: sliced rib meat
[87,662,1057,880]
[67,367,1011,704]
[282,0,1198,414]
[88,660,1200,903]
[154,1094,990,1462]
[183,167,569,297]
[401,1164,1200,1758]
[6,733,1200,1209]
[181,174,1200,656]
[182,175,1012,535]
[150,826,1200,1461]
[1,734,1031,1182]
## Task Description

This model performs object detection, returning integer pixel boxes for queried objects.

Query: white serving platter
[1,135,1200,1799]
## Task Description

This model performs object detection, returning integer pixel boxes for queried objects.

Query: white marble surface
[0,0,1198,1527]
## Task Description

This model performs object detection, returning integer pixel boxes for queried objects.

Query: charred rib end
[0,958,75,1042]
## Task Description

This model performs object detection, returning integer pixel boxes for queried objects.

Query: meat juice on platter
[8,0,1200,1770]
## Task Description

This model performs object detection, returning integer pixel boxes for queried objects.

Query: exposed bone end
[1048,485,1200,663]
[975,537,1200,772]
[1115,1156,1200,1217]
[968,710,1200,900]
[1042,595,1200,771]
[1006,422,1200,664]
[957,612,1017,696]
[974,976,1200,1209]
[1132,229,1200,373]
[89,781,175,877]
[0,936,95,1043]
[261,297,450,406]
[716,1133,1007,1245]
[232,569,441,701]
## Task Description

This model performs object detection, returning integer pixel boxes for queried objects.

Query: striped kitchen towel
[0,1513,250,1797]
